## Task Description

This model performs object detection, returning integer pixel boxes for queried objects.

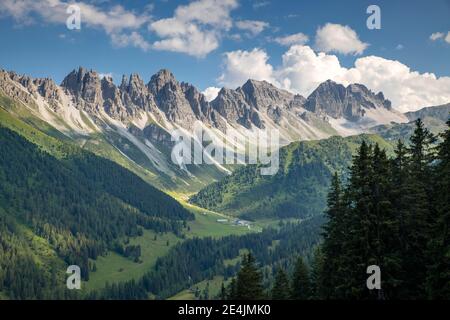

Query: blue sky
[0,0,450,111]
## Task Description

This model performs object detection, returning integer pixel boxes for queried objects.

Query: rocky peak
[61,67,102,106]
[211,86,262,129]
[147,69,202,127]
[239,79,296,110]
[304,80,392,120]
[148,69,177,93]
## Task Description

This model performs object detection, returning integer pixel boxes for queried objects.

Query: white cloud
[430,32,444,41]
[218,48,276,88]
[150,0,238,57]
[315,23,368,55]
[218,45,450,112]
[174,0,237,29]
[253,1,270,9]
[0,0,151,49]
[111,32,151,51]
[235,20,269,36]
[430,31,450,44]
[395,44,404,50]
[273,32,309,46]
[277,45,348,95]
[202,87,221,101]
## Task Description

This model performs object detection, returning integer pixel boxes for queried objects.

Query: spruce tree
[310,246,325,300]
[235,253,265,300]
[290,256,310,300]
[403,119,436,298]
[321,172,345,298]
[271,267,290,300]
[339,141,374,299]
[369,144,401,299]
[227,278,237,300]
[220,282,227,300]
[426,119,450,298]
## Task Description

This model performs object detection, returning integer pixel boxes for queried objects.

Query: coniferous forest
[223,119,449,300]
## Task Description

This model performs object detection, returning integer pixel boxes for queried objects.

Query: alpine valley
[0,67,448,300]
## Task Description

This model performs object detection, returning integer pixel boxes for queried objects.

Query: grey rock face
[304,80,392,120]
[211,87,260,129]
[0,70,65,112]
[148,69,209,128]
[240,79,295,110]
[211,79,306,129]
[61,67,103,113]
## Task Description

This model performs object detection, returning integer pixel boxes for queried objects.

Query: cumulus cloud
[218,45,450,112]
[429,31,450,44]
[111,32,151,51]
[202,87,221,101]
[235,20,269,36]
[273,32,309,46]
[151,18,219,57]
[218,48,277,88]
[430,32,445,41]
[277,45,348,96]
[150,0,238,57]
[315,23,368,55]
[0,0,151,49]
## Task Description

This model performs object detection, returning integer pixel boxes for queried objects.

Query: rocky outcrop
[0,70,66,112]
[210,79,306,129]
[303,80,392,120]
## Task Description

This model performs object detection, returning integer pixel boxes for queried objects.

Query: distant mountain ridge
[405,103,450,122]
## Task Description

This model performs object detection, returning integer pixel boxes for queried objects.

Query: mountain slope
[370,103,450,141]
[0,68,411,196]
[405,103,450,122]
[190,134,394,220]
[0,113,196,298]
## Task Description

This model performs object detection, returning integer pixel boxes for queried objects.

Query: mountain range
[0,67,415,195]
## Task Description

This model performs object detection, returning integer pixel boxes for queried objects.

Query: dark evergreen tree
[271,267,290,300]
[426,119,450,299]
[234,253,265,300]
[402,119,436,298]
[290,257,310,300]
[310,246,325,300]
[227,278,237,300]
[220,282,227,300]
[338,141,374,299]
[321,172,345,298]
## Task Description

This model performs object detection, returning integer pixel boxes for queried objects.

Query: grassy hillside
[0,104,255,298]
[190,134,394,220]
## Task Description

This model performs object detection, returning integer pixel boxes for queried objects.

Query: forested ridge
[223,119,449,300]
[190,134,392,220]
[0,125,192,298]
